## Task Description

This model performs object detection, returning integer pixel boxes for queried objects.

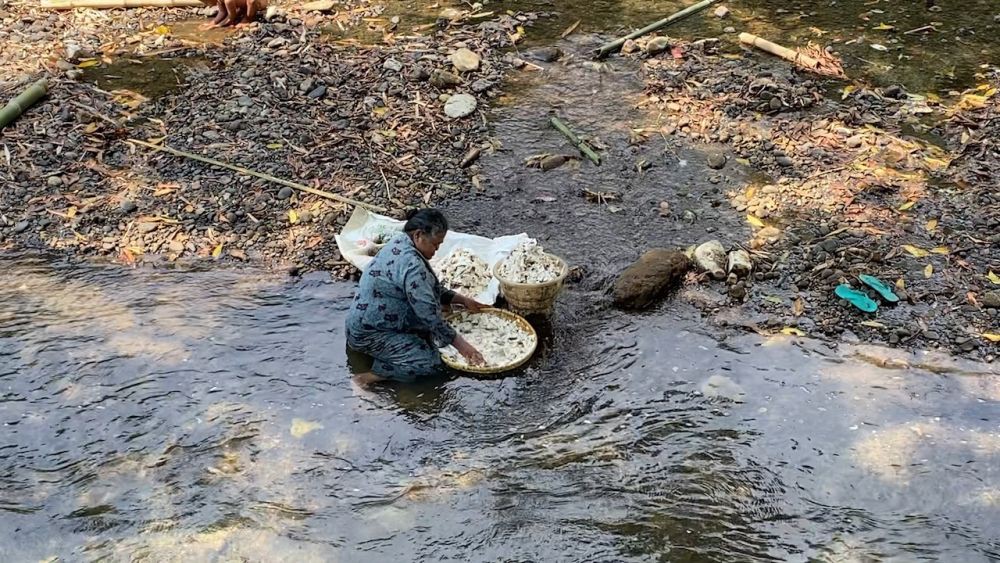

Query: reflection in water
[1,253,999,562]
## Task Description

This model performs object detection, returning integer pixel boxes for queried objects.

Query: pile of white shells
[441,312,535,368]
[496,241,563,284]
[432,248,493,296]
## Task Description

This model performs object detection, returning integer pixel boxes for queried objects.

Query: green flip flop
[858,274,899,303]
[835,284,879,313]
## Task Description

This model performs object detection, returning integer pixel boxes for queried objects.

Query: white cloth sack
[334,207,531,305]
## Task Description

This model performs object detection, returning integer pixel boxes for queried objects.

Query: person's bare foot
[352,372,385,388]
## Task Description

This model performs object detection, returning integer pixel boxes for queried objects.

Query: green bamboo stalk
[550,116,601,165]
[0,79,48,130]
[128,138,388,213]
[595,0,718,59]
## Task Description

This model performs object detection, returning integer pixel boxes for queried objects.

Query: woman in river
[346,209,485,386]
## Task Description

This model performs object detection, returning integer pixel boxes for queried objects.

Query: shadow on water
[1,252,999,561]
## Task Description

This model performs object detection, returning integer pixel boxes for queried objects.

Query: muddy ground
[1,0,998,360]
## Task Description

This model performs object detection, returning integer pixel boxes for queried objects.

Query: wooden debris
[0,79,48,129]
[128,139,387,213]
[596,0,717,59]
[550,116,601,165]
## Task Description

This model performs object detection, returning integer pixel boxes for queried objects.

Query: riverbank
[0,0,534,275]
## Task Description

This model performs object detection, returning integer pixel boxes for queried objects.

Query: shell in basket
[432,248,493,297]
[440,309,537,373]
[496,240,564,284]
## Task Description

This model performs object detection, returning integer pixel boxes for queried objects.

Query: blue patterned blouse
[346,233,457,345]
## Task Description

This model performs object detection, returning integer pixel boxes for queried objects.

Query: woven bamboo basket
[440,308,538,375]
[492,255,568,316]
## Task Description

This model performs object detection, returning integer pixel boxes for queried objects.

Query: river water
[6,0,1000,561]
[2,253,999,561]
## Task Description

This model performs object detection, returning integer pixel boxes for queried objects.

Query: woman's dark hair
[403,208,448,238]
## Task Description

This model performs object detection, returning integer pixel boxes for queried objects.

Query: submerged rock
[613,249,691,309]
[701,374,745,402]
[524,46,562,62]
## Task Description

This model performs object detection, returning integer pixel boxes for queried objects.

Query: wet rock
[613,248,691,309]
[883,84,906,99]
[621,39,639,54]
[307,85,327,99]
[264,5,283,21]
[444,93,477,118]
[982,291,1000,309]
[277,187,294,200]
[524,46,562,62]
[431,70,462,88]
[471,79,493,93]
[728,282,747,301]
[13,221,30,233]
[645,36,671,56]
[120,200,137,213]
[776,155,794,167]
[408,66,431,82]
[383,58,403,72]
[539,154,569,171]
[450,48,481,72]
[707,153,726,170]
[727,249,752,277]
[694,240,727,279]
[701,374,745,402]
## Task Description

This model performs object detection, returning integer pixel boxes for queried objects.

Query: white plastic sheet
[334,207,530,305]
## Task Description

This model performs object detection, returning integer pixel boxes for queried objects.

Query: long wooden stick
[739,32,820,69]
[596,0,717,59]
[128,138,388,213]
[0,79,48,129]
[41,0,203,8]
[550,116,601,165]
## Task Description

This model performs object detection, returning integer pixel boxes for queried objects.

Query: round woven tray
[440,308,538,375]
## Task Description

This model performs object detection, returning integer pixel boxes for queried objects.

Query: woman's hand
[455,294,488,313]
[454,335,485,366]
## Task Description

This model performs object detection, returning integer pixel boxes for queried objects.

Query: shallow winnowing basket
[441,309,538,375]
[492,255,569,316]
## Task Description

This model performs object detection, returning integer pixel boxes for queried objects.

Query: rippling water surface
[2,253,999,562]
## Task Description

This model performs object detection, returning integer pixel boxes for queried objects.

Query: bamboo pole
[549,116,601,165]
[0,79,48,130]
[128,139,388,213]
[739,32,820,69]
[41,0,203,9]
[596,0,717,59]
